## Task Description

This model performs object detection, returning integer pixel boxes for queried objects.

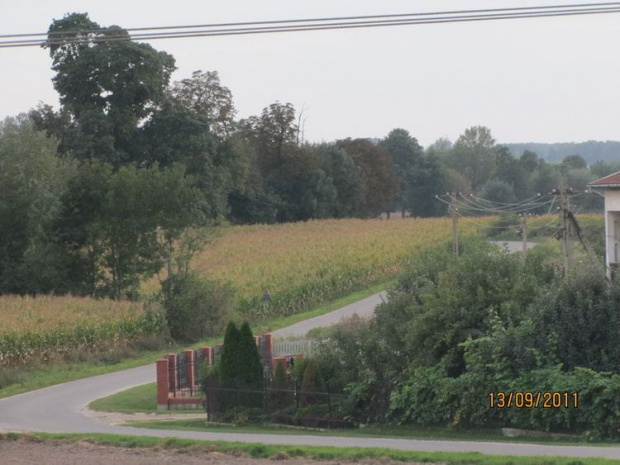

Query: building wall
[604,189,620,275]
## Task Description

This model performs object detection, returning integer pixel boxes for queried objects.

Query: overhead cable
[1,2,620,48]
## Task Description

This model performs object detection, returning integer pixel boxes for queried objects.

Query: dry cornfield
[0,295,164,367]
[2,217,484,367]
[166,217,483,317]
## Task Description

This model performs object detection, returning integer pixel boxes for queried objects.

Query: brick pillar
[202,347,213,366]
[184,349,196,394]
[264,333,273,359]
[167,353,178,396]
[156,358,170,410]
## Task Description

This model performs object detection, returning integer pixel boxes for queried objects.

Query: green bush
[162,273,234,343]
[313,237,620,438]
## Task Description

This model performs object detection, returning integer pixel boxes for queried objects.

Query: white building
[588,172,620,278]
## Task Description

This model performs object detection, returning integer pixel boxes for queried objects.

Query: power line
[4,2,619,40]
[1,3,620,48]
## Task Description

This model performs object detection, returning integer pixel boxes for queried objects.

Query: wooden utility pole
[520,214,528,259]
[559,186,572,273]
[451,195,459,262]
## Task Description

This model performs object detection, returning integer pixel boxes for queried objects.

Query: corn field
[0,295,165,368]
[3,217,484,367]
[150,217,484,318]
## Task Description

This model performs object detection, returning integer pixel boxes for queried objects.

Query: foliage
[56,161,206,299]
[162,273,234,343]
[219,322,242,386]
[447,126,498,191]
[336,138,399,217]
[380,129,445,217]
[209,321,264,413]
[312,237,620,438]
[530,264,620,372]
[300,359,326,406]
[268,361,291,411]
[41,13,175,166]
[0,116,75,294]
[167,70,236,139]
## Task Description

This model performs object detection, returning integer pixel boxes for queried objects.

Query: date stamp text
[489,392,578,409]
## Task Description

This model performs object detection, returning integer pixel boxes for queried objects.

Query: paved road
[491,240,535,253]
[271,292,386,339]
[6,240,620,459]
[2,367,620,459]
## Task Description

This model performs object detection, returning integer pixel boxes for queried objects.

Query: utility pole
[450,194,459,263]
[556,186,573,273]
[519,214,528,259]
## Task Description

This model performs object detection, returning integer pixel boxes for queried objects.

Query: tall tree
[448,126,498,191]
[55,161,205,299]
[337,138,399,217]
[0,116,75,294]
[243,102,298,176]
[381,129,444,217]
[168,70,236,139]
[41,13,175,166]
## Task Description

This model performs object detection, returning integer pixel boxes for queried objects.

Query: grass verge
[121,419,609,447]
[1,432,616,465]
[1,280,392,401]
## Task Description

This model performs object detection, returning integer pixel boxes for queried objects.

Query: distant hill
[506,141,620,165]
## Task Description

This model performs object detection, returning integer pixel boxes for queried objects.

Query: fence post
[326,380,332,429]
[184,349,195,395]
[202,347,213,366]
[156,358,170,410]
[264,333,273,375]
[167,353,178,397]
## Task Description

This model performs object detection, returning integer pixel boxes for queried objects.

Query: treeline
[507,141,620,165]
[0,12,612,299]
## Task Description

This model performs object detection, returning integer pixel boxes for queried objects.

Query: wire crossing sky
[0,0,619,147]
[1,2,620,48]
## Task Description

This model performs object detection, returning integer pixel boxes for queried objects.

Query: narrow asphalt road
[271,291,386,339]
[2,361,620,459]
[6,241,619,460]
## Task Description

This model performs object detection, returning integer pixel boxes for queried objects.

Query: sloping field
[183,217,482,317]
[1,296,144,335]
[0,296,164,367]
[2,217,483,367]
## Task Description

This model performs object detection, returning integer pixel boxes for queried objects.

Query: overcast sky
[1,0,619,147]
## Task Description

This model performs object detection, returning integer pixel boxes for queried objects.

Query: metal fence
[272,340,314,357]
[164,337,315,400]
[203,381,350,429]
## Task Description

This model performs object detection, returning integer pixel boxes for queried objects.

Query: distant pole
[451,194,459,262]
[559,186,572,273]
[520,214,528,259]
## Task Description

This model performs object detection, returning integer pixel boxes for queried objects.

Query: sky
[1,0,619,147]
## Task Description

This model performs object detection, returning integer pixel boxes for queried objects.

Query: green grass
[89,383,159,413]
[2,432,617,464]
[122,418,609,447]
[1,280,391,401]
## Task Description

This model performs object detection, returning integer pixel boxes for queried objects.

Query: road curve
[4,247,620,459]
[1,366,620,459]
[271,292,386,339]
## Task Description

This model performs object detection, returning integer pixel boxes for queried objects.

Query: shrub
[300,360,325,406]
[162,272,234,343]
